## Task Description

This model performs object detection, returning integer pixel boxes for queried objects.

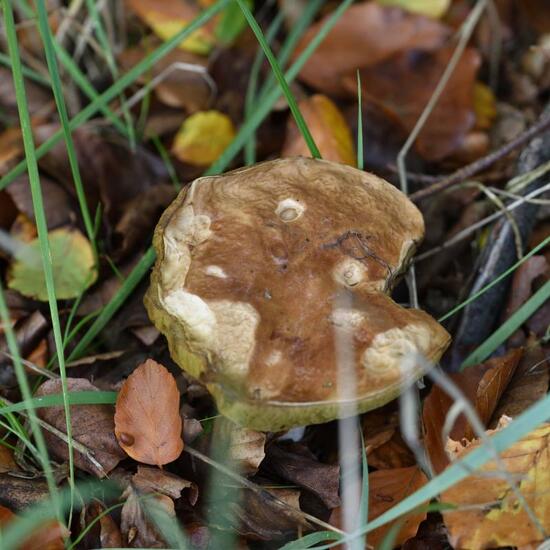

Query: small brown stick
[410,112,550,202]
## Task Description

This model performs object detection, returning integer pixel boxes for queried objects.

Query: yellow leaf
[474,82,497,130]
[126,0,215,55]
[282,95,356,167]
[376,0,451,19]
[442,423,550,548]
[172,111,235,166]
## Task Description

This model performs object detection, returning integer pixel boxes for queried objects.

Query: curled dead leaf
[282,95,356,166]
[115,359,184,466]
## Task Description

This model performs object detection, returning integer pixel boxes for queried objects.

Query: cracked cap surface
[145,157,450,431]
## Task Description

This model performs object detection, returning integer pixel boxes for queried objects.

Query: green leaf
[8,229,97,301]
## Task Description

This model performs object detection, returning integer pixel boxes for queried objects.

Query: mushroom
[145,157,450,431]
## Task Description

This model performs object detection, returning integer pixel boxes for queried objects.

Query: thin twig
[411,112,550,202]
[185,445,345,536]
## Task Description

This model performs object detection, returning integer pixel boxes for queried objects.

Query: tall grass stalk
[2,0,77,517]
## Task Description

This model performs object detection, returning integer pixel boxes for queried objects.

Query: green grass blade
[52,43,129,136]
[67,246,156,360]
[0,284,61,518]
[235,0,321,158]
[244,10,284,165]
[2,0,76,515]
[0,51,49,85]
[461,278,550,369]
[280,531,343,550]
[84,0,136,148]
[0,391,118,416]
[356,70,364,170]
[35,0,97,261]
[207,0,354,176]
[0,0,230,191]
[438,234,550,322]
[357,435,369,547]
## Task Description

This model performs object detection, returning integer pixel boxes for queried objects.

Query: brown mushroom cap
[145,157,450,431]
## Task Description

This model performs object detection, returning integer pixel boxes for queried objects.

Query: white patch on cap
[330,308,365,329]
[275,198,305,222]
[160,289,216,346]
[265,350,283,367]
[205,265,228,279]
[333,259,366,287]
[361,324,432,376]
[161,204,212,292]
[209,300,260,379]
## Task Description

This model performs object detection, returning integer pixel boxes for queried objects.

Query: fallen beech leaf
[172,110,235,166]
[36,378,126,477]
[262,443,340,509]
[348,46,480,160]
[231,487,307,540]
[115,359,184,466]
[7,228,97,301]
[0,504,68,550]
[118,45,211,111]
[120,466,194,547]
[0,445,16,473]
[442,423,550,548]
[492,338,549,422]
[423,349,522,473]
[376,0,451,18]
[126,0,215,55]
[330,466,428,547]
[217,419,266,476]
[473,82,497,130]
[282,95,356,166]
[293,2,449,96]
[81,499,122,549]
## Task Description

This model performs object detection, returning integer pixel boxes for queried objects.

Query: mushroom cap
[145,157,450,431]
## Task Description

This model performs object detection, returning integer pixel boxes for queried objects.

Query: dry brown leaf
[442,423,550,548]
[0,127,23,176]
[120,466,194,548]
[348,46,480,160]
[492,339,549,422]
[0,445,17,473]
[0,504,68,550]
[81,499,122,549]
[36,378,126,477]
[282,95,356,165]
[217,419,266,476]
[115,359,183,466]
[423,349,522,473]
[330,466,428,547]
[293,1,449,96]
[118,45,211,111]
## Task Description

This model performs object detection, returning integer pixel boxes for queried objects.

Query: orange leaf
[442,423,550,548]
[423,348,523,474]
[330,466,428,547]
[0,505,67,550]
[115,359,184,466]
[282,95,356,166]
[293,1,449,97]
